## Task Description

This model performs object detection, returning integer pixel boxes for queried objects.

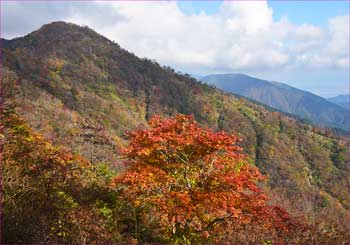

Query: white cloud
[291,15,349,69]
[220,1,273,34]
[2,1,349,74]
[293,24,324,41]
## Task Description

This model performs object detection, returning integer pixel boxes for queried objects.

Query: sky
[1,0,349,97]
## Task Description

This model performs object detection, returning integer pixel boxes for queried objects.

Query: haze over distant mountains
[328,94,350,111]
[202,73,350,131]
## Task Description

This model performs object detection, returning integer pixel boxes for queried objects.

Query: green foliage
[202,73,350,131]
[1,109,121,243]
[2,21,350,243]
[331,141,347,169]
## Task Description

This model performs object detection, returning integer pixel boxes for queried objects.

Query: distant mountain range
[328,94,350,111]
[202,73,350,131]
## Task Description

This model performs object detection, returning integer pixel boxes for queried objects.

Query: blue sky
[2,1,350,97]
[178,1,350,26]
[177,0,349,97]
[268,1,349,26]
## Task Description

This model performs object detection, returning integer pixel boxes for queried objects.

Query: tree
[1,69,121,243]
[112,115,303,243]
[1,108,123,243]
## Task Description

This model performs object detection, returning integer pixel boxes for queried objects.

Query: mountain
[328,94,350,111]
[190,73,204,80]
[2,21,350,243]
[202,73,350,131]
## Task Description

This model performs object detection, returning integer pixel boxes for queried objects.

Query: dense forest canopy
[1,22,350,243]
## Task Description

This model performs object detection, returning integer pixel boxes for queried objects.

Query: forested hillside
[202,73,350,131]
[1,21,350,243]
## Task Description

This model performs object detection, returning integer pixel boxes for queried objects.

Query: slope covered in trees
[1,21,350,243]
[0,106,304,243]
[112,115,306,243]
[202,73,350,131]
[1,73,119,243]
[1,76,304,243]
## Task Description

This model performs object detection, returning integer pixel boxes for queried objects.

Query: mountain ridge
[202,73,350,131]
[2,21,350,242]
[328,94,350,111]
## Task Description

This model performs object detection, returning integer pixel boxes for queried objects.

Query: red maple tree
[112,115,303,243]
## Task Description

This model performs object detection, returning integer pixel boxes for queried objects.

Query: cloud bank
[2,1,349,75]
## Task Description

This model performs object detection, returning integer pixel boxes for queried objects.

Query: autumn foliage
[112,115,303,243]
[1,97,120,243]
[2,22,350,243]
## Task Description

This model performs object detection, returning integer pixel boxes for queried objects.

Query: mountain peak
[3,21,350,244]
[206,73,250,79]
[5,21,117,57]
[28,21,103,41]
[34,21,82,34]
[40,20,78,28]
